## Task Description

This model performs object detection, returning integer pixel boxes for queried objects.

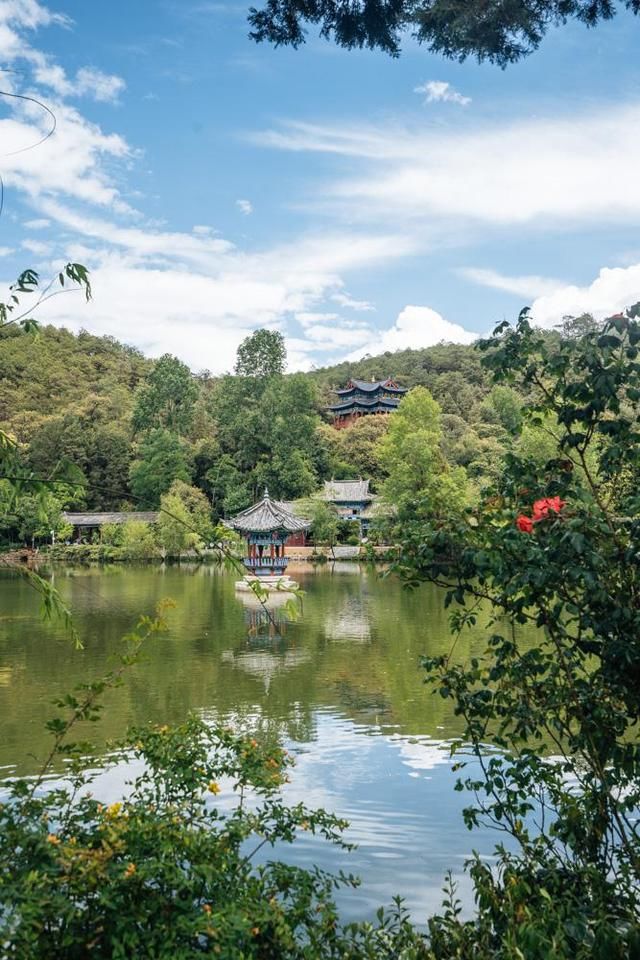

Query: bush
[396,308,640,956]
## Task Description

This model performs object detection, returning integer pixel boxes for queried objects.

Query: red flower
[516,515,534,533]
[532,496,566,521]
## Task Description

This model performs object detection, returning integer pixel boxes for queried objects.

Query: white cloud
[414,80,471,107]
[530,263,640,328]
[348,305,477,359]
[331,291,375,311]
[236,198,253,215]
[257,104,640,230]
[460,267,565,299]
[23,217,50,229]
[0,3,124,103]
[0,105,131,210]
[21,237,51,255]
[0,247,13,257]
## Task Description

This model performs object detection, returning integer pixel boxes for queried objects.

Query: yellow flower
[106,802,122,818]
[123,862,136,878]
[207,781,221,795]
[46,833,60,845]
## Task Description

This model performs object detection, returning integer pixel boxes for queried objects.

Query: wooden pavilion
[226,488,310,591]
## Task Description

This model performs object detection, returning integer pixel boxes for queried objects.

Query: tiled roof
[62,512,158,526]
[328,397,402,413]
[227,491,310,533]
[336,378,407,395]
[323,479,372,503]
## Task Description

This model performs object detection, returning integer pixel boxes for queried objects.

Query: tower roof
[227,489,310,534]
[335,378,407,396]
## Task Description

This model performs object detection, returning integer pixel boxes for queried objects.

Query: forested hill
[0,324,522,536]
[0,325,150,442]
[307,342,491,417]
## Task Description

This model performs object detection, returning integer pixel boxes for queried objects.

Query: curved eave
[329,400,401,414]
[226,496,310,534]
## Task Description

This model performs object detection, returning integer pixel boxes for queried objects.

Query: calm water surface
[0,562,526,921]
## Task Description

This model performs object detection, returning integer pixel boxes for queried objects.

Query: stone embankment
[0,548,38,568]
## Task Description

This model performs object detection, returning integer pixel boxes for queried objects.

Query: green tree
[0,486,73,545]
[234,328,286,379]
[120,520,157,559]
[132,354,198,436]
[129,429,193,508]
[376,387,469,521]
[85,427,132,509]
[398,307,640,956]
[156,480,214,557]
[248,0,638,65]
[302,497,339,548]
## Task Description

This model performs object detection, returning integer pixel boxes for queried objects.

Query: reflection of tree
[0,564,542,775]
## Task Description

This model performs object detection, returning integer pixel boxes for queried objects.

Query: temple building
[323,479,377,536]
[226,488,310,591]
[62,511,158,541]
[328,378,407,429]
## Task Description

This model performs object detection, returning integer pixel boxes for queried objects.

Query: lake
[0,562,525,923]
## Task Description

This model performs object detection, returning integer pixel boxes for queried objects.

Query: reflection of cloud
[221,648,311,691]
[392,736,452,776]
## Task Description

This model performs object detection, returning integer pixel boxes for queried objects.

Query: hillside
[0,325,517,538]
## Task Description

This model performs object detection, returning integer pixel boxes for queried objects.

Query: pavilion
[226,489,310,591]
[328,378,407,429]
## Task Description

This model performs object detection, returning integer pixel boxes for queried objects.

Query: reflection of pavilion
[237,589,296,640]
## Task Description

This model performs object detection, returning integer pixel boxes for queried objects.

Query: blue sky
[1,0,640,372]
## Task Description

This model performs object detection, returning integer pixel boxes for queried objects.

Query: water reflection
[0,563,533,921]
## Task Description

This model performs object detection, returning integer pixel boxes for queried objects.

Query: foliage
[0,483,73,545]
[316,416,389,487]
[395,307,640,956]
[0,611,429,958]
[234,328,287,378]
[156,480,214,556]
[377,386,470,525]
[132,353,199,436]
[298,496,340,548]
[130,429,193,508]
[248,0,640,64]
[120,520,158,560]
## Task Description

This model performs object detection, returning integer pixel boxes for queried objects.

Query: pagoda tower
[226,489,310,592]
[328,378,407,429]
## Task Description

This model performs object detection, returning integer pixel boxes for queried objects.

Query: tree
[248,0,640,65]
[300,497,339,548]
[156,480,214,557]
[132,354,198,436]
[234,329,286,379]
[397,308,640,956]
[120,520,157,560]
[129,429,193,508]
[376,387,469,521]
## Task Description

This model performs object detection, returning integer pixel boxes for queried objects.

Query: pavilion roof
[335,378,407,395]
[323,479,372,503]
[227,490,310,534]
[63,511,158,526]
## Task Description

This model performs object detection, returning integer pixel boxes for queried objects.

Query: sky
[0,0,639,373]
